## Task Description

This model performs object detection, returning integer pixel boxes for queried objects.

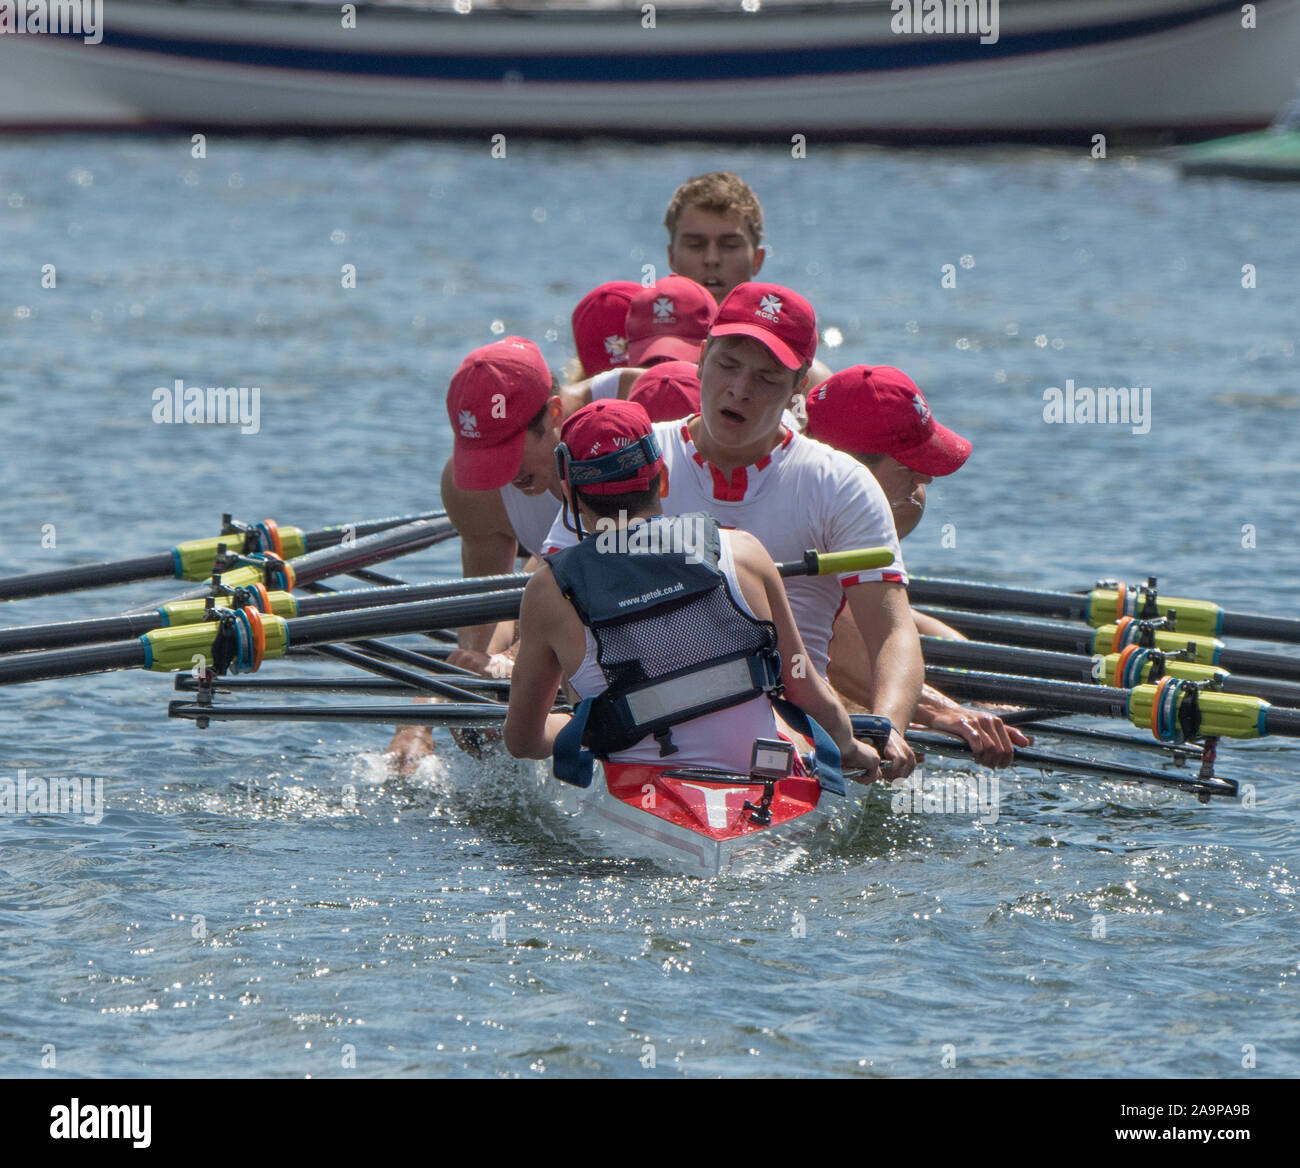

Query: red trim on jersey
[709,463,749,502]
[680,421,790,502]
[840,570,907,588]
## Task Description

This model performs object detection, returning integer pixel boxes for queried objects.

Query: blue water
[0,138,1297,1077]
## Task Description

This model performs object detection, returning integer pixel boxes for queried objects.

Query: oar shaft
[848,718,1234,798]
[285,588,525,648]
[168,701,511,725]
[296,571,528,616]
[926,667,1131,720]
[919,635,1099,683]
[0,554,176,603]
[0,640,145,685]
[923,607,1300,684]
[309,642,491,704]
[919,634,1300,709]
[301,510,447,551]
[172,674,510,696]
[926,666,1294,740]
[1221,609,1300,644]
[909,576,1088,621]
[0,611,167,654]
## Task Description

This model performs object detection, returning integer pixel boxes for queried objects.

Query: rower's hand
[446,648,515,679]
[926,706,1031,769]
[450,727,503,760]
[385,725,435,777]
[841,739,881,785]
[882,726,917,780]
[447,648,491,674]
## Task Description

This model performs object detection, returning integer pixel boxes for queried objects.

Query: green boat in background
[1181,95,1300,180]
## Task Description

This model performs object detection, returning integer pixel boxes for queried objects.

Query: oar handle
[850,713,895,751]
[783,547,896,578]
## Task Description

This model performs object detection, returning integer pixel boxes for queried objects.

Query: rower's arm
[559,369,647,413]
[504,572,570,759]
[914,609,966,640]
[806,356,834,390]
[845,581,923,775]
[732,533,879,779]
[440,459,521,659]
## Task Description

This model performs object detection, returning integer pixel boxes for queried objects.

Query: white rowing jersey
[566,528,780,773]
[589,368,623,401]
[499,483,561,558]
[542,417,906,675]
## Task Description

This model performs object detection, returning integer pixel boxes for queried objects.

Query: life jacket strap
[552,651,781,787]
[553,697,597,789]
[771,695,846,796]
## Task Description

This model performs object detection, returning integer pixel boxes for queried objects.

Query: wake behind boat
[1,0,1298,139]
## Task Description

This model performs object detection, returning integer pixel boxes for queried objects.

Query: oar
[0,546,895,688]
[306,642,494,704]
[0,587,527,687]
[160,699,1239,801]
[910,574,1300,644]
[921,666,1300,741]
[168,701,522,726]
[0,510,447,602]
[919,607,1300,684]
[871,724,1236,802]
[918,634,1300,709]
[172,674,512,697]
[0,565,518,654]
[127,516,458,611]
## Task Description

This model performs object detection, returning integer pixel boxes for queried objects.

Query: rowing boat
[538,714,875,875]
[547,758,842,876]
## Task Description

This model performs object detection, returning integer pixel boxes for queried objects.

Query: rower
[542,282,923,778]
[627,360,701,423]
[387,336,570,767]
[504,398,881,782]
[805,365,1032,768]
[568,280,639,381]
[663,171,833,393]
[565,275,717,406]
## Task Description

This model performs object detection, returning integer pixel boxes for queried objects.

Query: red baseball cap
[709,282,817,370]
[627,360,702,423]
[625,276,716,366]
[559,398,664,496]
[805,365,972,476]
[446,336,554,491]
[571,281,639,377]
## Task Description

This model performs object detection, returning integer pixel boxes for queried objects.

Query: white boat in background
[1,0,1298,140]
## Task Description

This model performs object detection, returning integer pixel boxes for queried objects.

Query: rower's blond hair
[664,172,764,248]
